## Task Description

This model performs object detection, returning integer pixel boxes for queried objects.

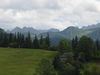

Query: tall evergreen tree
[33,35,39,49]
[8,33,15,47]
[78,36,96,61]
[39,35,44,48]
[2,33,8,47]
[95,39,100,51]
[72,36,79,60]
[27,32,32,48]
[17,33,20,47]
[45,33,50,49]
[20,34,25,48]
[72,36,78,50]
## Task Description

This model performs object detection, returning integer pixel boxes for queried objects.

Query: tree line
[33,35,100,75]
[0,31,50,49]
[53,36,100,75]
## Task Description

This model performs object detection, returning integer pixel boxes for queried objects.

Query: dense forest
[0,28,100,75]
[0,29,50,49]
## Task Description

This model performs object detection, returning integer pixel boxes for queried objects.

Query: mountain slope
[10,27,59,35]
[60,26,82,39]
[88,28,100,40]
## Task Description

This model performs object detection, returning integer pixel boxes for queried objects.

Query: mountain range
[41,23,100,44]
[4,23,100,44]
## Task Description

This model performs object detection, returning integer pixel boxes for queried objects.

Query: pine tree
[95,39,100,51]
[8,33,15,47]
[27,32,32,48]
[39,35,44,48]
[20,34,25,48]
[33,35,39,49]
[13,33,17,48]
[72,36,79,60]
[72,36,78,50]
[45,33,50,49]
[16,32,20,48]
[2,33,9,47]
[78,36,96,61]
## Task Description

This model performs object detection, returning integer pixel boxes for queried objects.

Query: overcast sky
[0,0,100,30]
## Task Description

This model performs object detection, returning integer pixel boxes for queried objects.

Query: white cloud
[0,0,100,30]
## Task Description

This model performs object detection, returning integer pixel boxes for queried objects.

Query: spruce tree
[27,32,32,48]
[45,33,50,49]
[72,36,78,50]
[2,33,8,47]
[33,35,39,49]
[78,36,96,61]
[40,35,44,48]
[72,36,79,60]
[95,39,100,51]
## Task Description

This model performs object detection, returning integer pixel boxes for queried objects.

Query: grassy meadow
[0,48,57,75]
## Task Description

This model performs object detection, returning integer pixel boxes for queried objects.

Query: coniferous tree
[95,39,100,51]
[33,35,39,49]
[35,59,56,75]
[16,32,21,48]
[45,33,50,49]
[27,32,32,48]
[20,34,25,48]
[24,37,28,48]
[72,36,78,50]
[59,39,72,53]
[72,36,79,60]
[39,35,44,48]
[2,33,8,47]
[8,33,15,47]
[0,32,3,47]
[13,33,17,48]
[78,36,96,61]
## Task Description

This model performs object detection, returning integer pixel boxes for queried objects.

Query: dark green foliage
[95,39,100,51]
[40,35,43,47]
[53,53,61,70]
[39,35,46,49]
[59,39,72,53]
[45,33,50,49]
[81,64,100,75]
[53,52,81,75]
[2,33,9,47]
[72,36,78,50]
[0,30,51,49]
[58,63,76,75]
[26,32,32,48]
[53,36,100,75]
[34,59,56,75]
[78,36,96,61]
[33,35,39,49]
[72,36,79,60]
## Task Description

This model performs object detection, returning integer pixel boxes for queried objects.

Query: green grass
[0,48,57,75]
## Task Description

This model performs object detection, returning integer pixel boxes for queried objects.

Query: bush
[34,59,56,75]
[80,63,100,75]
